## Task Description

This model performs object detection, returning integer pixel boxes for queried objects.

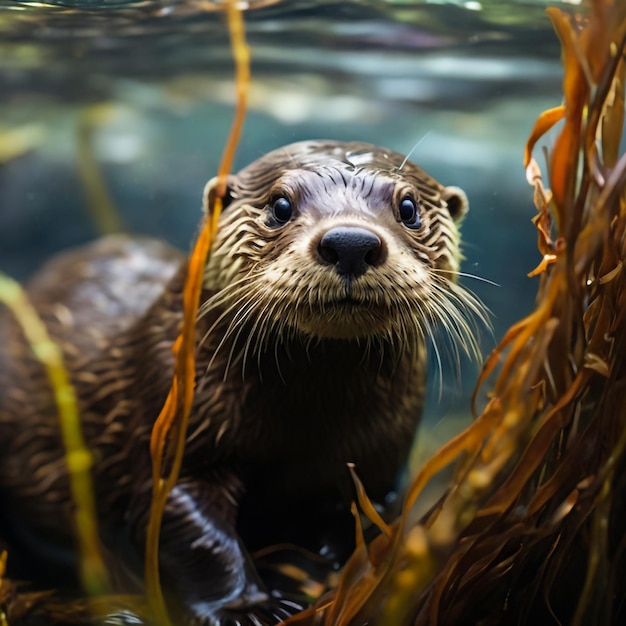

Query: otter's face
[201,141,478,346]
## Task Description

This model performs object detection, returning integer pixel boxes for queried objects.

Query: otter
[0,140,482,625]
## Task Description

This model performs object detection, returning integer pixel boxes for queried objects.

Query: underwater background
[0,0,575,447]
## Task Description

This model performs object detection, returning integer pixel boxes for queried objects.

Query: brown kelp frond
[0,550,55,626]
[2,528,149,625]
[144,2,250,623]
[0,562,149,626]
[285,2,626,624]
[0,274,110,598]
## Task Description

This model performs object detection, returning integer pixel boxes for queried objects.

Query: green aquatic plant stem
[0,273,110,597]
[77,106,127,235]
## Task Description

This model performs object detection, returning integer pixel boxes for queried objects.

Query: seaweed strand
[0,274,110,597]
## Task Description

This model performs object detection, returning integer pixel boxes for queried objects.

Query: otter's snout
[318,226,384,277]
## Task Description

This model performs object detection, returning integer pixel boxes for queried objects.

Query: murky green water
[0,0,575,434]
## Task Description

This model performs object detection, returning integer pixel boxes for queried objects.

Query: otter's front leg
[129,479,268,625]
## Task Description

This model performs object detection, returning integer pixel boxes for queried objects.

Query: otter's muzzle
[318,226,383,278]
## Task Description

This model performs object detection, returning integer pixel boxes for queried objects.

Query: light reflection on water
[1,0,564,95]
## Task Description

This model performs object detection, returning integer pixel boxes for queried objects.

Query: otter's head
[200,140,482,353]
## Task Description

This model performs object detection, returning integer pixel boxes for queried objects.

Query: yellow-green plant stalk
[0,273,110,597]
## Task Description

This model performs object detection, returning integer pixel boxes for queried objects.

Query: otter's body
[0,141,479,624]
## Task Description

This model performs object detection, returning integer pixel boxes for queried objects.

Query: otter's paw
[187,594,304,626]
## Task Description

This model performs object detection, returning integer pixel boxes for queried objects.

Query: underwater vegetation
[1,1,625,625]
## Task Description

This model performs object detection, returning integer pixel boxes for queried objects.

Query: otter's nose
[318,226,383,277]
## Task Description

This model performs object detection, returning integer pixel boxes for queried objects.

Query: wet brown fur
[0,141,482,624]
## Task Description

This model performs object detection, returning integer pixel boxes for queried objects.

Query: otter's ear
[202,175,238,216]
[442,186,469,223]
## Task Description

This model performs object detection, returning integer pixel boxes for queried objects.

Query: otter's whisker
[255,299,285,382]
[197,272,261,320]
[427,284,486,373]
[201,292,259,385]
[398,130,433,171]
[444,280,492,324]
[222,294,268,382]
[431,267,500,287]
[242,291,279,379]
[198,295,243,352]
[274,332,287,386]
[241,316,263,380]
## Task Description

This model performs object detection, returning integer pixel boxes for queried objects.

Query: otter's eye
[399,197,421,229]
[271,197,293,224]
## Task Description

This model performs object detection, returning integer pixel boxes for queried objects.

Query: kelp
[0,274,110,599]
[144,2,250,624]
[0,549,54,626]
[285,1,626,624]
[1,552,147,626]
